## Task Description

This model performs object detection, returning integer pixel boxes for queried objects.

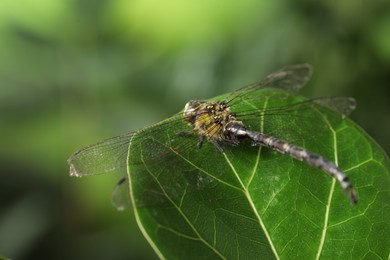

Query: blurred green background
[0,0,389,259]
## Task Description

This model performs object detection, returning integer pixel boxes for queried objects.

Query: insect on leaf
[127,86,390,260]
[68,64,390,259]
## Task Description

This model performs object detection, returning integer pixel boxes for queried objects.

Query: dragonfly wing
[111,177,132,210]
[237,96,356,119]
[67,113,186,178]
[253,63,312,92]
[67,132,134,177]
[313,96,357,117]
[236,96,356,142]
[226,64,312,105]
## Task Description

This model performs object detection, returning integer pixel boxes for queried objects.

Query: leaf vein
[344,158,373,172]
[315,113,338,260]
[155,137,244,192]
[156,225,200,241]
[244,97,269,189]
[141,155,227,259]
[223,153,280,260]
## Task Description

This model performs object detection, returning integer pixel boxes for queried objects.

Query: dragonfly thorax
[183,100,244,143]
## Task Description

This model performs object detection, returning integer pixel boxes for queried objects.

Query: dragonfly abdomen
[241,130,358,204]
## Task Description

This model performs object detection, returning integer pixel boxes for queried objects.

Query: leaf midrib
[233,96,280,259]
[224,153,280,259]
[315,111,338,260]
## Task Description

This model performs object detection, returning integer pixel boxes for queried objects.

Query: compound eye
[183,101,200,124]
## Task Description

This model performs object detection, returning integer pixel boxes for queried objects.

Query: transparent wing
[226,64,312,106]
[112,174,178,210]
[235,96,356,143]
[67,133,134,177]
[67,112,185,177]
[111,177,132,210]
[236,96,356,119]
[314,96,356,117]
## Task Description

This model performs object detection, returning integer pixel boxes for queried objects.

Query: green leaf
[127,88,390,259]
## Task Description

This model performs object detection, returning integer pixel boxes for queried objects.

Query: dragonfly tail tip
[349,187,358,205]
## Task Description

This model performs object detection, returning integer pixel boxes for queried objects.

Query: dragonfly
[68,64,358,210]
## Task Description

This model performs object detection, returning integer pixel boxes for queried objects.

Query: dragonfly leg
[210,140,225,153]
[197,135,205,149]
[176,129,195,137]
